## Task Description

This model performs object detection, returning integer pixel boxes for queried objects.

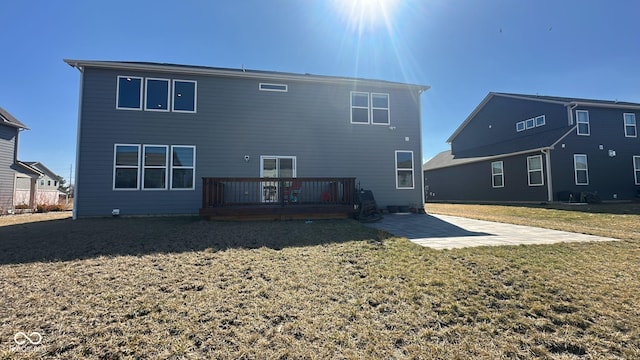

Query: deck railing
[202,177,356,208]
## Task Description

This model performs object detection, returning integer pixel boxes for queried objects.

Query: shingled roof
[0,107,28,129]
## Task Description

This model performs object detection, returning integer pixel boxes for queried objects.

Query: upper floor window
[576,110,590,136]
[491,161,504,188]
[117,76,197,113]
[527,155,544,186]
[395,150,414,189]
[516,115,545,133]
[624,113,637,138]
[259,83,288,92]
[351,92,390,125]
[116,76,143,110]
[371,93,390,125]
[172,80,197,113]
[634,156,640,185]
[145,78,170,111]
[351,92,370,124]
[574,154,589,185]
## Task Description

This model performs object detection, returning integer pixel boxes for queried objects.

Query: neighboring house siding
[0,125,18,211]
[425,152,548,202]
[550,107,640,200]
[76,68,423,216]
[451,96,567,157]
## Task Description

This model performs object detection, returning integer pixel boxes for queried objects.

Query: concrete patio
[365,213,618,250]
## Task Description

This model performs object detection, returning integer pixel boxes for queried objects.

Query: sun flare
[332,0,400,32]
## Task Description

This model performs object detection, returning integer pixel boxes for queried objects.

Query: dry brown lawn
[1,210,639,359]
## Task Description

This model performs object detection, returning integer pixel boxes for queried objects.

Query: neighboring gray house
[0,107,32,213]
[65,59,429,218]
[14,161,63,207]
[424,92,640,203]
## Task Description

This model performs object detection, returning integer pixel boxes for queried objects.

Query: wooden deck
[199,177,357,220]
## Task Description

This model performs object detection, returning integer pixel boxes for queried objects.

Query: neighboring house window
[576,110,590,136]
[114,144,141,190]
[395,150,414,189]
[525,118,535,129]
[527,155,544,186]
[516,121,525,132]
[54,181,58,187]
[116,76,143,110]
[535,115,545,127]
[491,161,504,188]
[624,113,637,137]
[172,80,197,113]
[574,154,589,185]
[40,180,44,186]
[351,91,370,124]
[145,78,170,111]
[371,93,390,125]
[47,180,51,186]
[259,83,288,92]
[634,156,640,185]
[143,145,168,190]
[171,146,196,190]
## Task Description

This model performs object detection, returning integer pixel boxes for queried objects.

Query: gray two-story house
[0,107,37,213]
[424,92,640,203]
[65,60,429,218]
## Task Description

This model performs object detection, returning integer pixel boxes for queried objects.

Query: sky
[2,0,640,184]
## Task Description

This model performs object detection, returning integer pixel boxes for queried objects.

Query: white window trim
[624,113,637,138]
[395,150,414,189]
[116,76,143,110]
[574,154,589,185]
[142,145,169,190]
[350,91,370,124]
[576,110,590,136]
[259,83,288,92]
[170,145,196,190]
[527,155,544,186]
[633,156,640,185]
[113,144,141,191]
[516,121,525,132]
[371,93,390,125]
[172,80,197,113]
[144,78,171,112]
[491,161,504,188]
[525,118,535,129]
[535,115,546,127]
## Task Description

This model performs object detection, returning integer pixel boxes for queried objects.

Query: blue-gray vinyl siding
[427,96,640,203]
[549,107,640,201]
[75,68,423,216]
[425,152,549,202]
[451,96,567,158]
[0,125,17,211]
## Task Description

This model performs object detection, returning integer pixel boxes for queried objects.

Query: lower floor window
[395,150,414,189]
[171,146,196,190]
[574,154,589,185]
[491,161,504,188]
[634,156,640,185]
[527,155,544,186]
[114,144,195,191]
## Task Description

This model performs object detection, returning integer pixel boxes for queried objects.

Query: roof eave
[63,59,430,91]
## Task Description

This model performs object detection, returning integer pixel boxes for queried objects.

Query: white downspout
[542,148,553,202]
[566,103,578,125]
